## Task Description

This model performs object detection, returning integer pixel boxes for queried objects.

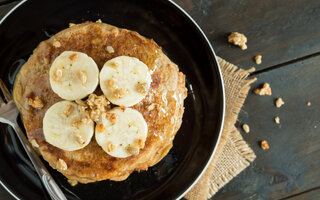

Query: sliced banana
[95,107,148,158]
[100,56,151,107]
[49,51,99,100]
[43,101,94,151]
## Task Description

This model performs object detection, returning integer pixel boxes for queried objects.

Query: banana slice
[95,107,148,158]
[43,101,94,151]
[49,51,99,100]
[100,56,152,107]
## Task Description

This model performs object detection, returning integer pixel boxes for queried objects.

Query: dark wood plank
[175,0,320,71]
[0,186,14,200]
[213,55,320,199]
[0,1,18,19]
[287,188,320,200]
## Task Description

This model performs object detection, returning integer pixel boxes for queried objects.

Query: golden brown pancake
[13,22,187,184]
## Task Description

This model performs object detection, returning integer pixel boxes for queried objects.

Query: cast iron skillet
[0,0,225,199]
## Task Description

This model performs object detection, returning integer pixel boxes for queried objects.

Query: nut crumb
[69,23,76,27]
[68,179,78,186]
[30,139,39,148]
[96,19,102,23]
[28,96,44,109]
[254,55,262,64]
[275,98,285,108]
[113,88,128,99]
[96,123,106,132]
[274,116,280,124]
[136,82,148,94]
[253,83,272,96]
[228,32,247,50]
[314,125,317,129]
[261,140,270,150]
[53,41,61,48]
[147,103,157,111]
[242,124,250,133]
[64,105,74,117]
[78,70,88,86]
[106,46,115,53]
[137,138,144,148]
[307,101,311,106]
[127,146,139,155]
[69,53,78,61]
[120,106,126,112]
[58,159,67,171]
[107,143,115,152]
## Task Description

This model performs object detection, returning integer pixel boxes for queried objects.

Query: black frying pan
[0,0,225,199]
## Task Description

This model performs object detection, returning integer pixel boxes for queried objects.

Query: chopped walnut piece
[64,105,74,117]
[147,103,157,111]
[69,53,78,61]
[261,140,270,150]
[307,101,311,106]
[30,139,39,148]
[136,82,148,94]
[113,88,128,99]
[274,116,280,124]
[107,143,115,152]
[108,61,119,68]
[127,146,139,155]
[28,96,44,109]
[106,79,116,89]
[53,40,61,48]
[74,132,85,145]
[69,23,76,27]
[228,32,247,50]
[106,46,115,53]
[68,179,78,186]
[254,55,262,64]
[96,123,106,132]
[53,68,63,82]
[87,94,110,112]
[96,19,102,23]
[275,98,285,108]
[253,83,272,96]
[78,70,87,86]
[58,159,68,171]
[242,124,250,133]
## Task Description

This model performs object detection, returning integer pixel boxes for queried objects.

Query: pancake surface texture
[13,22,187,183]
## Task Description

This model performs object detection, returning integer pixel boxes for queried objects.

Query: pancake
[13,21,187,184]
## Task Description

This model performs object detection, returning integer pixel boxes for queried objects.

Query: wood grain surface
[1,0,320,200]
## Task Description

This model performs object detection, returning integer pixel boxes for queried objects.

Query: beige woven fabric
[185,57,257,200]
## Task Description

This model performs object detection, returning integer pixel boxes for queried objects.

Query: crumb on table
[242,124,250,133]
[274,116,280,124]
[253,83,272,96]
[228,32,247,50]
[254,55,262,64]
[275,98,285,108]
[307,101,311,106]
[261,140,270,150]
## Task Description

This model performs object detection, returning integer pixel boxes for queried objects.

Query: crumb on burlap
[253,83,272,96]
[228,32,247,50]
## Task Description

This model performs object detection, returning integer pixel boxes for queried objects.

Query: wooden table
[1,0,320,199]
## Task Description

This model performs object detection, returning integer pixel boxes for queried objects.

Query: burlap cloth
[185,57,257,200]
